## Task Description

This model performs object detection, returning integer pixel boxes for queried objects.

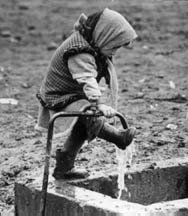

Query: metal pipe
[40,111,128,216]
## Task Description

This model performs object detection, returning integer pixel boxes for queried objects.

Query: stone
[47,42,58,51]
[18,4,29,10]
[166,123,178,130]
[1,30,11,38]
[28,25,36,31]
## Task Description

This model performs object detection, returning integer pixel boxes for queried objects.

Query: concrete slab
[15,182,147,216]
[68,158,188,205]
[15,158,188,216]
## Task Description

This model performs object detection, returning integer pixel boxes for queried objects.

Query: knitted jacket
[37,31,110,110]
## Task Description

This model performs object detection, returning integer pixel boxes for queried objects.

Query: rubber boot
[52,119,88,179]
[52,149,88,179]
[98,122,136,150]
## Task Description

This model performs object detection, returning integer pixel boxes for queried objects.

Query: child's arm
[68,53,102,102]
[68,53,116,117]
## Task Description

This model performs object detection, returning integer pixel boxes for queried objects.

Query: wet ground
[0,0,188,214]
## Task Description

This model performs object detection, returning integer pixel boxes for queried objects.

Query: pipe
[40,110,128,216]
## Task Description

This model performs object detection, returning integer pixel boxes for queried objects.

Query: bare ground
[0,0,188,214]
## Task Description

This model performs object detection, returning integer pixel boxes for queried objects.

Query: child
[36,8,137,179]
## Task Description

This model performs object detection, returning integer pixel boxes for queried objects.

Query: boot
[98,122,136,150]
[52,118,88,179]
[52,149,88,179]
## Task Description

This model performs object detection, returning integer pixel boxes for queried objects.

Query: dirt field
[0,0,188,214]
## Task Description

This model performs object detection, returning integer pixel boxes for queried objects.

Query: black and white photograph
[0,0,188,215]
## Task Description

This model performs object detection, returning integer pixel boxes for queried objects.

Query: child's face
[111,45,122,56]
[103,41,134,57]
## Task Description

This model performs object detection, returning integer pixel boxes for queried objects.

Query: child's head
[74,8,137,57]
[92,8,137,57]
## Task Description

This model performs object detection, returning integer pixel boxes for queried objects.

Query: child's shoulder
[62,31,93,53]
[69,31,90,47]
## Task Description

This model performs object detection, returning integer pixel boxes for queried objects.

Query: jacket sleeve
[68,53,102,101]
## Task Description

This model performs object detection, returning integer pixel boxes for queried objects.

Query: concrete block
[15,158,188,216]
[15,182,146,216]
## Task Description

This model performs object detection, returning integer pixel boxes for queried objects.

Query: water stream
[116,141,135,199]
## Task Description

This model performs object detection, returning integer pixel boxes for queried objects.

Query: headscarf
[93,8,137,56]
[94,8,137,109]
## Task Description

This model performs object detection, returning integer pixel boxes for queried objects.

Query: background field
[0,0,188,213]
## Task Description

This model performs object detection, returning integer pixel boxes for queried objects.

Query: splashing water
[116,140,135,200]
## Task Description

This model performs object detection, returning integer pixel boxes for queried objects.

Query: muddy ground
[0,0,188,214]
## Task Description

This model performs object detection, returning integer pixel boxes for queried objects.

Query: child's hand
[97,104,116,118]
